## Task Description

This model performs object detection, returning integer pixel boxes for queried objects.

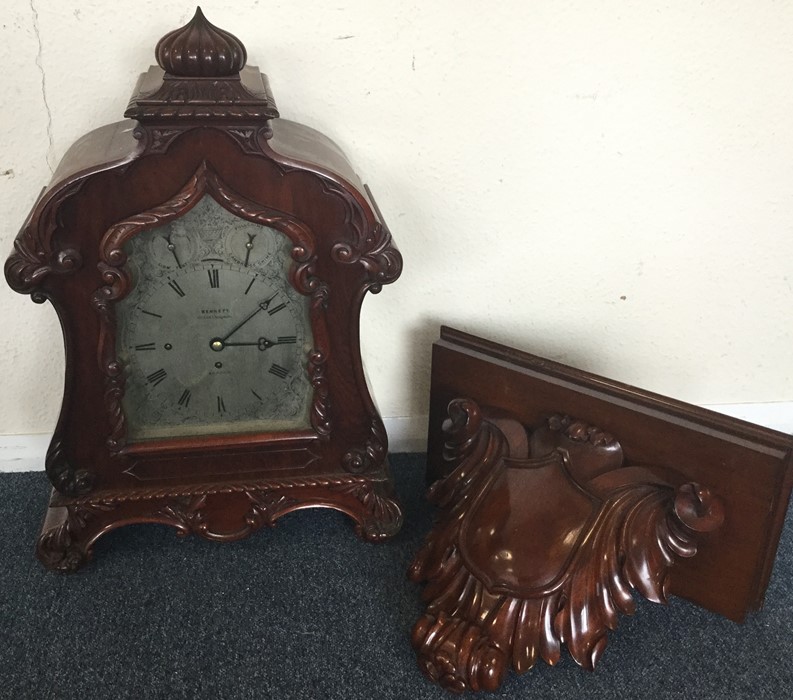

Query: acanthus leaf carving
[308,349,332,438]
[45,439,95,498]
[409,399,725,693]
[37,501,115,573]
[245,491,300,529]
[331,221,402,293]
[158,495,208,536]
[342,417,387,474]
[92,264,130,451]
[4,180,84,297]
[331,479,403,541]
[324,180,402,294]
[132,126,183,154]
[226,127,262,154]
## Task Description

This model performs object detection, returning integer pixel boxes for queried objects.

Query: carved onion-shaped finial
[156,7,247,77]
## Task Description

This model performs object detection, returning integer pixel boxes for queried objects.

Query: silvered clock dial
[117,196,313,441]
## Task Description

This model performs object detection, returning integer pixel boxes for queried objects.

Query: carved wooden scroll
[412,326,793,693]
[409,399,724,692]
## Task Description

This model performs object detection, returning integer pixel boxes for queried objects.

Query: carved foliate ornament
[410,399,724,693]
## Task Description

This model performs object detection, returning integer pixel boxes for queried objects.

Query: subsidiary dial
[145,222,197,270]
[223,225,281,269]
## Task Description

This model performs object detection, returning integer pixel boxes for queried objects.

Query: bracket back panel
[427,326,793,623]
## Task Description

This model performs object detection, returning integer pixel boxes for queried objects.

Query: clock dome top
[155,7,247,77]
[125,6,278,123]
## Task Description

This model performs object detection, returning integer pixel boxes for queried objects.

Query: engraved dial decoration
[116,196,313,441]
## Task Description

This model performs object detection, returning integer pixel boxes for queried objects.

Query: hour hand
[217,336,296,351]
[165,234,182,268]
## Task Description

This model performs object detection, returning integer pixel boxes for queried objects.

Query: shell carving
[156,7,247,77]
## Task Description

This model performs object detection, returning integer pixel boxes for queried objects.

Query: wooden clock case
[4,9,403,571]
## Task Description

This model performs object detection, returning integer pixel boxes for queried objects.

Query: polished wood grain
[410,398,724,692]
[426,326,793,623]
[4,9,402,570]
[411,326,793,692]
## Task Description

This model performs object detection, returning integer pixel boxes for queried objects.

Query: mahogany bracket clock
[410,327,793,693]
[4,8,403,572]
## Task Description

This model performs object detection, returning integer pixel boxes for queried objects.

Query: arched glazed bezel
[92,161,331,452]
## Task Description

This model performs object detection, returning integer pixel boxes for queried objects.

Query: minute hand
[221,293,278,342]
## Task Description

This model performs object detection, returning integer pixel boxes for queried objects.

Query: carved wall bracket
[410,399,725,693]
[415,326,793,693]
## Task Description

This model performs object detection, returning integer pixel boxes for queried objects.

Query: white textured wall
[1,0,792,435]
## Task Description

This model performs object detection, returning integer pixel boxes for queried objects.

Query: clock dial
[145,218,197,270]
[223,226,279,268]
[116,196,314,442]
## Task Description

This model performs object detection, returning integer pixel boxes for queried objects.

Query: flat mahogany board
[427,326,793,623]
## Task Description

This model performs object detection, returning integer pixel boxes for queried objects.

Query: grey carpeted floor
[2,453,792,699]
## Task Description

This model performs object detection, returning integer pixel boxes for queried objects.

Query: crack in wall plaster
[29,0,54,175]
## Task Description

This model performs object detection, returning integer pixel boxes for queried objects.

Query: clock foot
[337,478,403,542]
[36,493,116,573]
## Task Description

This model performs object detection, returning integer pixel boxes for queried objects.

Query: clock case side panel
[263,121,403,475]
[4,121,143,495]
[4,120,142,301]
